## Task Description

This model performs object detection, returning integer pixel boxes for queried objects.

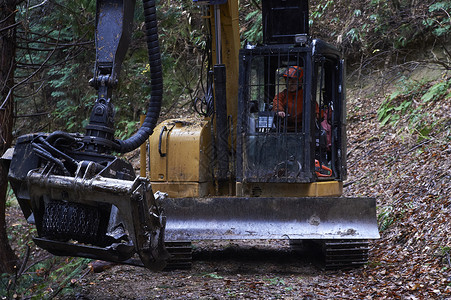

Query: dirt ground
[3,205,384,300]
[66,240,354,300]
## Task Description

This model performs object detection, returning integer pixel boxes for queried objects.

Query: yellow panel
[167,122,199,181]
[149,121,169,181]
[312,181,343,197]
[150,182,214,199]
[149,118,212,184]
[238,181,343,198]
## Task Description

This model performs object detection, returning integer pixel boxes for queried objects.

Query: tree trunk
[0,0,19,274]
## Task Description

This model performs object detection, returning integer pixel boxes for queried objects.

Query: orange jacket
[272,88,303,119]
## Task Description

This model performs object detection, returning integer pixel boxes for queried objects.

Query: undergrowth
[1,256,90,299]
[3,190,91,299]
[378,205,395,232]
[377,75,451,141]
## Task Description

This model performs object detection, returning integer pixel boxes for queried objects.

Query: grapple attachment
[2,0,168,271]
[6,134,169,271]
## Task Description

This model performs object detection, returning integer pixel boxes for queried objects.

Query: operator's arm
[272,90,287,117]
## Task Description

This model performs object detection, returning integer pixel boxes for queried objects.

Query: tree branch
[418,59,451,70]
[15,112,50,118]
[0,21,20,33]
[0,28,61,110]
[28,0,49,10]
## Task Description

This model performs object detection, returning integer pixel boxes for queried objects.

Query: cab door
[313,56,346,181]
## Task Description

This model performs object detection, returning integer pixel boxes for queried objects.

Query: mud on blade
[162,196,380,241]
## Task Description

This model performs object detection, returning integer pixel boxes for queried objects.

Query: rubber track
[163,241,192,270]
[323,240,369,270]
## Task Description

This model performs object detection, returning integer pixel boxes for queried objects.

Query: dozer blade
[162,197,379,241]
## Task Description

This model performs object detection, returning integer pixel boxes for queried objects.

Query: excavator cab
[234,0,347,196]
[237,43,347,194]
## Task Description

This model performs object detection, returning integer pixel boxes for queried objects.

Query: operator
[272,66,304,131]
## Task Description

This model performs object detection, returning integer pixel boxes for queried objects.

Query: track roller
[163,241,193,270]
[322,240,369,270]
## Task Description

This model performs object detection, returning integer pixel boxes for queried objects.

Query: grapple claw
[6,134,169,271]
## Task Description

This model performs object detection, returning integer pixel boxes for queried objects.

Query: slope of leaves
[342,71,451,298]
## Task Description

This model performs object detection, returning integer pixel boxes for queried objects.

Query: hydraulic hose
[115,0,163,153]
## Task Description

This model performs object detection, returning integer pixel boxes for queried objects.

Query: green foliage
[155,1,205,110]
[13,0,207,137]
[310,0,334,26]
[378,205,394,232]
[377,79,423,126]
[14,0,96,134]
[346,28,361,44]
[0,257,90,299]
[440,246,450,256]
[5,184,17,208]
[424,2,451,37]
[115,120,140,140]
[242,10,263,44]
[420,80,451,102]
[265,277,286,286]
[48,63,94,131]
[7,224,36,256]
[3,206,90,297]
[308,0,450,67]
[239,0,263,45]
[377,77,451,140]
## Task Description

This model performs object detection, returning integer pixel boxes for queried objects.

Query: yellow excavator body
[143,0,379,269]
[147,119,343,198]
[149,119,214,198]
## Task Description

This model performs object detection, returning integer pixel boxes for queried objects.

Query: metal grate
[238,43,346,184]
[239,46,310,183]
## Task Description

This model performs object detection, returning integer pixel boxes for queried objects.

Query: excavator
[2,0,379,271]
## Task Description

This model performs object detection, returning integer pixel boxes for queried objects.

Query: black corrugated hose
[114,0,163,153]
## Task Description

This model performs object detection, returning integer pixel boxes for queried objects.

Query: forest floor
[4,64,451,299]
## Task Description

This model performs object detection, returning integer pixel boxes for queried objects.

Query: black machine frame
[236,40,347,185]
